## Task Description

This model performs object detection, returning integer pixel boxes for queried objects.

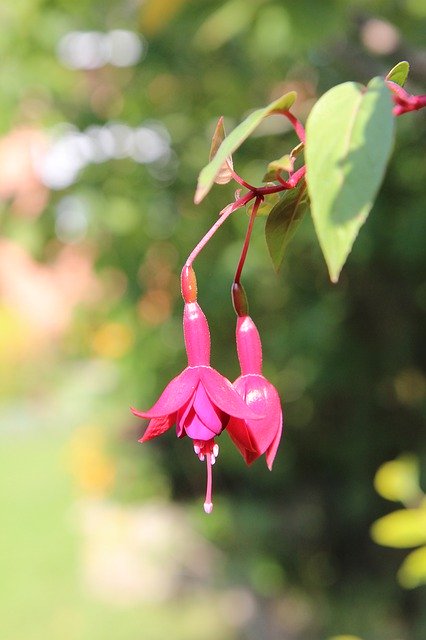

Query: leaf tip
[194,182,206,205]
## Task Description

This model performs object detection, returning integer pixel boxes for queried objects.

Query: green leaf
[194,91,297,203]
[371,507,426,548]
[386,60,410,87]
[265,179,309,272]
[263,143,304,181]
[305,77,394,282]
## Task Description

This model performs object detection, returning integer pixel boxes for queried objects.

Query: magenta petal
[199,366,264,420]
[265,414,282,470]
[226,416,259,464]
[193,383,223,433]
[184,413,217,441]
[233,374,282,460]
[138,415,174,442]
[133,367,198,419]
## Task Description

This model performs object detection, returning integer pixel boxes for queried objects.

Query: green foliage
[265,179,309,272]
[305,77,394,282]
[194,91,296,203]
[386,60,410,86]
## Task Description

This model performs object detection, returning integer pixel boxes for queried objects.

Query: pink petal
[265,413,283,470]
[233,374,282,460]
[199,366,264,420]
[184,412,218,441]
[226,416,259,464]
[193,383,223,433]
[176,391,196,437]
[132,367,198,419]
[138,415,174,442]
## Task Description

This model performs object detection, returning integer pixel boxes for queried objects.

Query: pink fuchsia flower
[131,300,262,513]
[227,315,283,469]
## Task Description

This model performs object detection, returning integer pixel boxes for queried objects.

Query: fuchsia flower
[227,315,283,469]
[131,298,262,513]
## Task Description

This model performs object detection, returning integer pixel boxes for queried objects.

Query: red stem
[234,196,262,286]
[185,191,254,269]
[274,109,306,143]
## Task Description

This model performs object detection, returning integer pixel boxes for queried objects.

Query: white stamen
[194,444,200,454]
[210,454,216,465]
[204,501,213,514]
[213,444,219,457]
[199,453,205,461]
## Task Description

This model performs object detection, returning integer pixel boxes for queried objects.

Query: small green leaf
[386,61,410,87]
[265,179,308,272]
[263,155,293,182]
[371,507,426,548]
[209,117,234,185]
[398,545,426,589]
[195,91,297,203]
[263,143,304,181]
[306,77,394,282]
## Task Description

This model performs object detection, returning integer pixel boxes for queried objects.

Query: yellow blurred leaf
[397,545,426,589]
[91,322,134,359]
[139,0,190,36]
[374,455,421,503]
[371,507,426,548]
[328,636,364,640]
[193,0,258,51]
[67,425,116,496]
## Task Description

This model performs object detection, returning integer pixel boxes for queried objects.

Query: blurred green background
[0,1,425,639]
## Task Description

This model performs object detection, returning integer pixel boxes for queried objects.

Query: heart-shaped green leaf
[195,91,297,204]
[386,60,410,87]
[265,179,309,272]
[305,77,394,282]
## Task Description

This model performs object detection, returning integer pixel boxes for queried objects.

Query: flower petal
[132,367,198,419]
[138,415,174,442]
[184,413,218,441]
[199,366,264,420]
[226,416,259,464]
[265,413,283,470]
[233,374,282,463]
[193,383,224,433]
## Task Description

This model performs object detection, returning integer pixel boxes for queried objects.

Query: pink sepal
[183,302,210,366]
[199,366,263,420]
[138,415,174,442]
[227,374,283,469]
[131,367,198,419]
[236,316,262,375]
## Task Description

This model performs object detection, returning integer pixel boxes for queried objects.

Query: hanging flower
[131,297,262,513]
[227,314,283,469]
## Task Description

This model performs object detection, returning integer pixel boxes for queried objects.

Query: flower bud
[231,282,249,317]
[181,265,198,303]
